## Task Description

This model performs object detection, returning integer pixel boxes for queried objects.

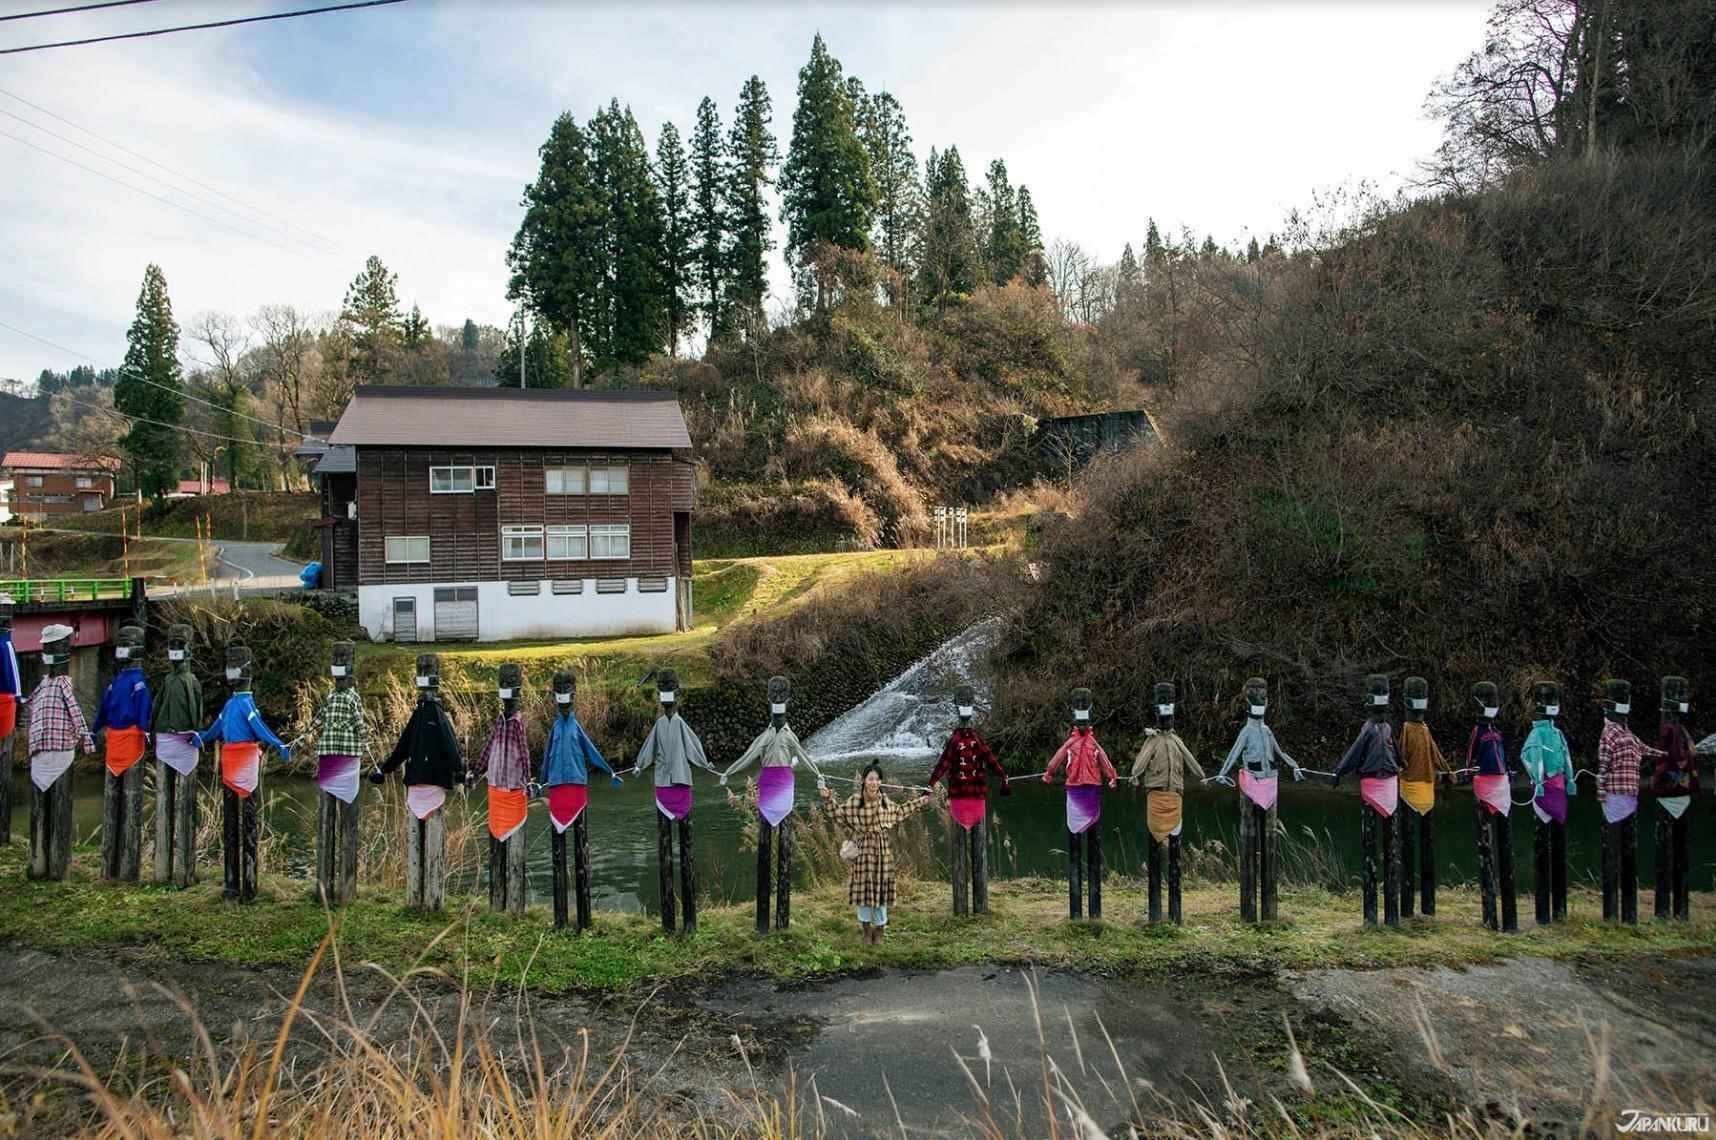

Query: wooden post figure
[1331,674,1401,927]
[1396,676,1452,917]
[153,623,202,886]
[370,653,464,911]
[722,675,825,933]
[1465,681,1518,932]
[925,682,1008,919]
[308,640,367,905]
[1211,677,1305,922]
[1129,681,1202,925]
[1652,676,1697,922]
[481,662,530,917]
[1596,679,1659,924]
[94,621,151,882]
[1521,680,1575,925]
[1043,687,1117,921]
[635,668,717,935]
[537,669,620,932]
[0,595,21,846]
[27,623,92,880]
[192,641,289,902]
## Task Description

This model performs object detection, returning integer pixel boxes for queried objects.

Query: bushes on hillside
[696,478,880,557]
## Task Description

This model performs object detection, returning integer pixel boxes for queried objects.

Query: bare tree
[185,312,256,488]
[1046,238,1093,323]
[252,304,316,487]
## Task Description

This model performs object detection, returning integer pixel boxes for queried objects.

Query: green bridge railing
[0,578,137,604]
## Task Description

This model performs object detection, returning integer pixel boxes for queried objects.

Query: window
[476,466,495,490]
[589,523,630,560]
[37,494,72,504]
[430,466,475,494]
[595,578,627,594]
[75,476,94,489]
[82,496,102,512]
[546,524,587,560]
[507,580,541,596]
[590,465,629,494]
[25,476,42,487]
[551,579,583,595]
[501,525,544,561]
[638,576,669,593]
[385,535,430,564]
[545,466,586,495]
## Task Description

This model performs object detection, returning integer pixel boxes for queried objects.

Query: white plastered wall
[358,578,677,643]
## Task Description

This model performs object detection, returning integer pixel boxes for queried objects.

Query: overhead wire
[53,387,300,449]
[0,0,162,21]
[0,86,343,254]
[0,318,309,439]
[0,105,330,257]
[0,0,410,55]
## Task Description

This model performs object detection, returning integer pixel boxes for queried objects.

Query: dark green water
[10,764,1710,913]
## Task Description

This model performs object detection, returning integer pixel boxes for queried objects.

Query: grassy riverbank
[2,843,1709,993]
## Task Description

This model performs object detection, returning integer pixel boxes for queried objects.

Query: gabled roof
[314,445,356,475]
[1,450,121,473]
[328,386,692,450]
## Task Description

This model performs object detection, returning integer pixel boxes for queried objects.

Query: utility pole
[517,308,528,390]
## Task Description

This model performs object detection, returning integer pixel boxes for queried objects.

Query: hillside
[0,392,54,455]
[990,154,1716,758]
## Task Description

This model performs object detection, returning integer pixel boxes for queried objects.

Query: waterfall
[806,616,1007,762]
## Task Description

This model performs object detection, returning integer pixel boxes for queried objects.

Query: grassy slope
[0,843,1709,994]
[52,492,317,543]
[0,526,203,580]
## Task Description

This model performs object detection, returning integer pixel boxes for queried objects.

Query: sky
[0,0,1491,384]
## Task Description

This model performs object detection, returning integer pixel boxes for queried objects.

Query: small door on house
[393,597,418,643]
[433,586,478,641]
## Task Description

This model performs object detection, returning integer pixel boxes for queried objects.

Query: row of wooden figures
[0,606,1704,934]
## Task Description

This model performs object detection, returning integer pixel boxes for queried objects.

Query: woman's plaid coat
[825,790,932,907]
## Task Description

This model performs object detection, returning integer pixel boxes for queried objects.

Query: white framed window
[501,524,544,561]
[25,475,43,487]
[545,466,587,495]
[475,466,496,490]
[590,523,630,560]
[385,535,430,564]
[75,476,94,489]
[430,466,475,494]
[547,524,588,560]
[590,465,629,494]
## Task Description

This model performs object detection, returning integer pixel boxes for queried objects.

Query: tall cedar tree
[656,122,693,358]
[856,89,920,293]
[727,76,779,334]
[780,34,876,308]
[1018,185,1045,285]
[688,96,729,340]
[590,100,667,369]
[340,255,403,385]
[1117,242,1141,298]
[114,263,183,502]
[916,146,978,312]
[984,159,1025,284]
[507,113,602,386]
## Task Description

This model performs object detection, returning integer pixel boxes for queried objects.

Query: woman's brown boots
[857,923,885,945]
[859,921,872,943]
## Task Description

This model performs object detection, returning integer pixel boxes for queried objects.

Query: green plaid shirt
[311,687,368,757]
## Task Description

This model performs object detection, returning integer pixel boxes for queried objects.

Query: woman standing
[820,764,933,944]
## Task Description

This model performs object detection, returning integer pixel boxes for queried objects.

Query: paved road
[153,537,306,596]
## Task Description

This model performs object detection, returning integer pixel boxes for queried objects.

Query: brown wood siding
[8,470,114,516]
[355,448,693,587]
[319,474,358,589]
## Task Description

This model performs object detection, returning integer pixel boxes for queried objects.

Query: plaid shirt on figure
[826,791,932,908]
[28,674,93,755]
[930,727,1010,799]
[1596,718,1658,799]
[480,710,531,790]
[310,687,369,758]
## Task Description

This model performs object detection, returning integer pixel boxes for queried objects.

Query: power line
[0,318,308,439]
[0,106,328,257]
[56,387,301,449]
[0,86,343,254]
[0,0,410,55]
[0,127,315,258]
[0,0,162,22]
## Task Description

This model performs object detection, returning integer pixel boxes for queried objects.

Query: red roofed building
[0,451,121,519]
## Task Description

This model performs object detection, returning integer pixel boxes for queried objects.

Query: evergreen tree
[1245,236,1261,264]
[983,159,1025,284]
[916,146,978,312]
[1117,242,1140,298]
[780,33,876,297]
[1017,185,1045,286]
[688,96,729,340]
[727,75,779,333]
[402,303,429,347]
[495,321,572,389]
[856,89,920,292]
[655,121,693,358]
[590,100,667,369]
[113,263,183,502]
[341,255,403,385]
[1199,234,1220,261]
[461,317,479,353]
[507,113,602,386]
[1143,218,1165,270]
